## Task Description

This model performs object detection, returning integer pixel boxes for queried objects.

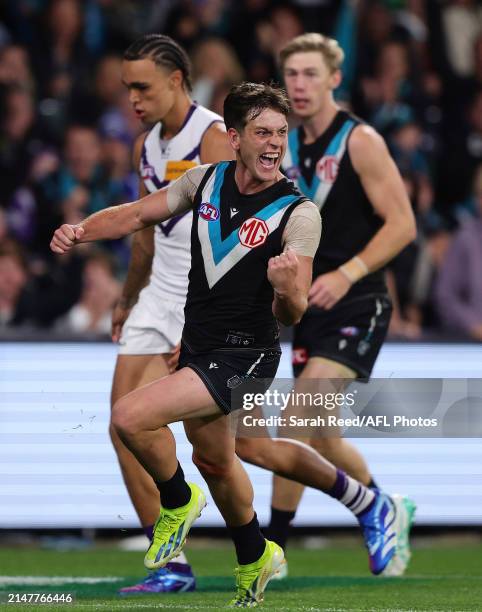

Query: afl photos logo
[238,217,269,248]
[316,156,339,183]
[198,202,219,221]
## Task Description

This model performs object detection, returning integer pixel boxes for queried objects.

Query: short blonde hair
[280,33,344,74]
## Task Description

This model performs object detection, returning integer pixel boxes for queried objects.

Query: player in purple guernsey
[110,34,233,595]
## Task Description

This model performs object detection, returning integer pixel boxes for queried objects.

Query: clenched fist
[267,248,299,296]
[308,269,351,309]
[50,224,85,254]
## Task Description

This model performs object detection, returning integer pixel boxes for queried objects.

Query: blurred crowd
[0,0,481,341]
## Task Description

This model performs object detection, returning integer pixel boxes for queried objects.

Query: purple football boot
[119,562,195,595]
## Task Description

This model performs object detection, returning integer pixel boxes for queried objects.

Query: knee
[310,436,343,458]
[111,397,142,440]
[192,450,234,479]
[108,421,120,446]
[235,438,269,468]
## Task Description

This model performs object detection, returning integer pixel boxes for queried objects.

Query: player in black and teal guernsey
[263,33,417,577]
[51,83,409,606]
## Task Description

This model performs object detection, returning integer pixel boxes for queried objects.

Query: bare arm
[50,166,204,254]
[270,201,321,325]
[117,133,153,310]
[308,125,417,309]
[111,132,155,342]
[200,121,235,163]
[346,125,417,275]
[111,226,154,341]
[49,189,170,253]
[270,252,314,325]
[118,228,154,308]
[80,185,172,241]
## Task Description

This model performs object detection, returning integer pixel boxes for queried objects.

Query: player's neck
[301,101,339,145]
[159,93,193,140]
[234,164,282,195]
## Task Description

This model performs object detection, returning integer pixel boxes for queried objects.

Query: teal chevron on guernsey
[197,162,300,288]
[285,119,355,205]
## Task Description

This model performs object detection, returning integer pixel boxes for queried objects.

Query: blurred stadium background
[0,1,481,610]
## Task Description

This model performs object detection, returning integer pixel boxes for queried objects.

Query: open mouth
[259,152,280,169]
[293,98,309,107]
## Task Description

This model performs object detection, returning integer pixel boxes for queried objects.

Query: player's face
[231,108,288,183]
[121,58,177,124]
[283,51,340,118]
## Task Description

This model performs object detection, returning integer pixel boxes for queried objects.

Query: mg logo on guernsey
[316,156,339,183]
[238,217,269,248]
[198,202,219,221]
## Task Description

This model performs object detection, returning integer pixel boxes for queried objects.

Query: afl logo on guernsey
[198,202,219,221]
[285,166,300,180]
[238,217,269,248]
[316,156,339,183]
[141,163,156,180]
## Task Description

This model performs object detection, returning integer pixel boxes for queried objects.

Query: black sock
[367,476,379,490]
[229,513,266,565]
[155,462,191,509]
[264,507,296,550]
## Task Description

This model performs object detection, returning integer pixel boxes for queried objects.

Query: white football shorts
[118,288,185,355]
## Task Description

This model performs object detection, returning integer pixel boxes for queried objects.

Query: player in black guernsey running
[182,160,308,356]
[51,82,410,604]
[178,158,311,410]
[259,33,417,574]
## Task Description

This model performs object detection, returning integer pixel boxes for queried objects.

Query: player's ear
[169,69,183,91]
[329,69,342,91]
[227,127,241,151]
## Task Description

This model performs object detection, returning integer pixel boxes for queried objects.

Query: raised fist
[50,224,85,254]
[267,248,299,296]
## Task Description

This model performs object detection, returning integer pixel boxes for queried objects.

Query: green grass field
[0,540,481,611]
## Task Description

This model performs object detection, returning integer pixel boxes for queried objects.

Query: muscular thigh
[300,356,356,382]
[111,353,170,405]
[116,367,223,431]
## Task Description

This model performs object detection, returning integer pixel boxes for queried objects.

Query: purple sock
[328,468,347,499]
[143,525,154,540]
[328,469,375,516]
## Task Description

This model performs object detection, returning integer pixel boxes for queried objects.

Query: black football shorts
[292,294,392,379]
[178,343,281,414]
